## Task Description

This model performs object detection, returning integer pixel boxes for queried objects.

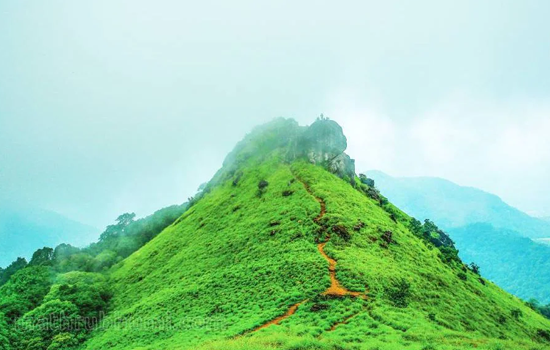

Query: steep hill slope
[367,170,550,239]
[367,171,550,303]
[0,205,97,268]
[82,119,550,350]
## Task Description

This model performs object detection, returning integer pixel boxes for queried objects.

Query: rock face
[296,118,356,184]
[212,117,356,186]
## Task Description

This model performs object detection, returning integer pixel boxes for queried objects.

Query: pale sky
[1,0,549,237]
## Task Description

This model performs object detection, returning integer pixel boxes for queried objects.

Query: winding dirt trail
[245,173,365,335]
[299,179,363,298]
[251,301,305,332]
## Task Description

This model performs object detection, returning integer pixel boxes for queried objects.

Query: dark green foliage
[282,190,294,197]
[0,313,10,350]
[0,266,53,321]
[29,247,54,266]
[537,328,550,342]
[511,308,523,320]
[0,258,27,287]
[469,262,481,275]
[15,300,82,350]
[86,203,187,268]
[527,299,550,319]
[98,212,136,242]
[380,230,393,247]
[44,272,111,325]
[258,180,269,190]
[409,218,461,265]
[332,225,351,241]
[257,180,269,197]
[385,278,412,308]
[458,272,467,281]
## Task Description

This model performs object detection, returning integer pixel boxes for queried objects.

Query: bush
[469,263,481,275]
[385,278,412,308]
[537,329,550,342]
[332,225,351,241]
[381,230,393,247]
[511,308,522,320]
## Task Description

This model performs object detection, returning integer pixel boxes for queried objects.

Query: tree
[99,213,136,242]
[30,248,54,266]
[0,258,27,286]
[469,262,481,275]
[0,266,53,321]
[0,313,11,350]
[52,245,80,265]
[16,300,82,350]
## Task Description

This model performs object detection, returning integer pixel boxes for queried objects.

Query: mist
[1,0,550,237]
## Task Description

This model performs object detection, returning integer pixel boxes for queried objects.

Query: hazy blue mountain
[366,170,550,303]
[0,205,98,268]
[367,170,550,239]
[449,223,550,303]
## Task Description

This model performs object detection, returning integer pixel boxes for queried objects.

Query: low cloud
[330,92,550,216]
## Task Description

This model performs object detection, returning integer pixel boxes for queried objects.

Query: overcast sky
[1,0,550,238]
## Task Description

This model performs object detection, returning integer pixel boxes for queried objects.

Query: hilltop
[81,118,550,350]
[1,118,550,350]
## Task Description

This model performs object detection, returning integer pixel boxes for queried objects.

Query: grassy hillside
[80,119,550,350]
[0,204,188,350]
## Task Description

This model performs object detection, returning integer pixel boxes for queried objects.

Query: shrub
[332,225,351,241]
[381,230,393,247]
[257,180,269,197]
[469,263,481,275]
[258,180,269,190]
[511,308,522,320]
[386,278,411,308]
[537,329,550,342]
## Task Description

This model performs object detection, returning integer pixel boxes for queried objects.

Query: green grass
[80,154,550,350]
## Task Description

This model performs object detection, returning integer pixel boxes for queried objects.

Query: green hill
[2,118,550,350]
[80,118,550,350]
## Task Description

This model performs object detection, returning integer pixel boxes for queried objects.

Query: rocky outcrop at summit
[295,118,356,184]
[212,117,356,187]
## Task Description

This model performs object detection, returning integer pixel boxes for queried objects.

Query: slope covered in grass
[81,118,550,350]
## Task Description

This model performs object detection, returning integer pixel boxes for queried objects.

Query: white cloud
[328,91,550,216]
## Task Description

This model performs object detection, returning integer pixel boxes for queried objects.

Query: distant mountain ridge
[367,170,550,239]
[0,205,98,267]
[367,170,550,303]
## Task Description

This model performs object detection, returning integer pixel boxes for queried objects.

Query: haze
[1,0,549,239]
